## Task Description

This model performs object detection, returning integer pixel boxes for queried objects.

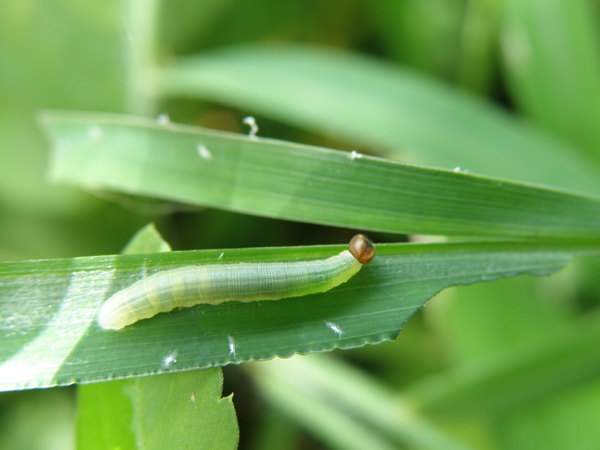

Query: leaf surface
[41,112,600,239]
[2,239,594,390]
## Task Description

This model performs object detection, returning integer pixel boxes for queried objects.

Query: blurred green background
[1,0,599,449]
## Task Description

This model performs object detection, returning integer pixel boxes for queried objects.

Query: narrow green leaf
[2,239,597,391]
[252,361,399,450]
[250,354,472,450]
[41,111,600,239]
[160,45,600,195]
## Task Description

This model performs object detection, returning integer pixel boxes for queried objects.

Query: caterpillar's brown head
[348,234,375,264]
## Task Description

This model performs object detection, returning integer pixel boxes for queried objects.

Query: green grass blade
[250,354,472,450]
[160,45,600,195]
[251,359,399,450]
[1,239,597,390]
[41,111,600,239]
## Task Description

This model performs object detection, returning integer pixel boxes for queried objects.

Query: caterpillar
[97,235,375,330]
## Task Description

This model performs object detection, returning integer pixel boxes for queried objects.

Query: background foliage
[1,0,599,448]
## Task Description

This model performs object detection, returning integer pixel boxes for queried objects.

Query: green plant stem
[124,0,160,115]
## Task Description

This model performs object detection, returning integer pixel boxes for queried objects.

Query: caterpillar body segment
[97,235,374,330]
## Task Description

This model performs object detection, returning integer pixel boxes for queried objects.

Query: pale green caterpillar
[97,235,375,330]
